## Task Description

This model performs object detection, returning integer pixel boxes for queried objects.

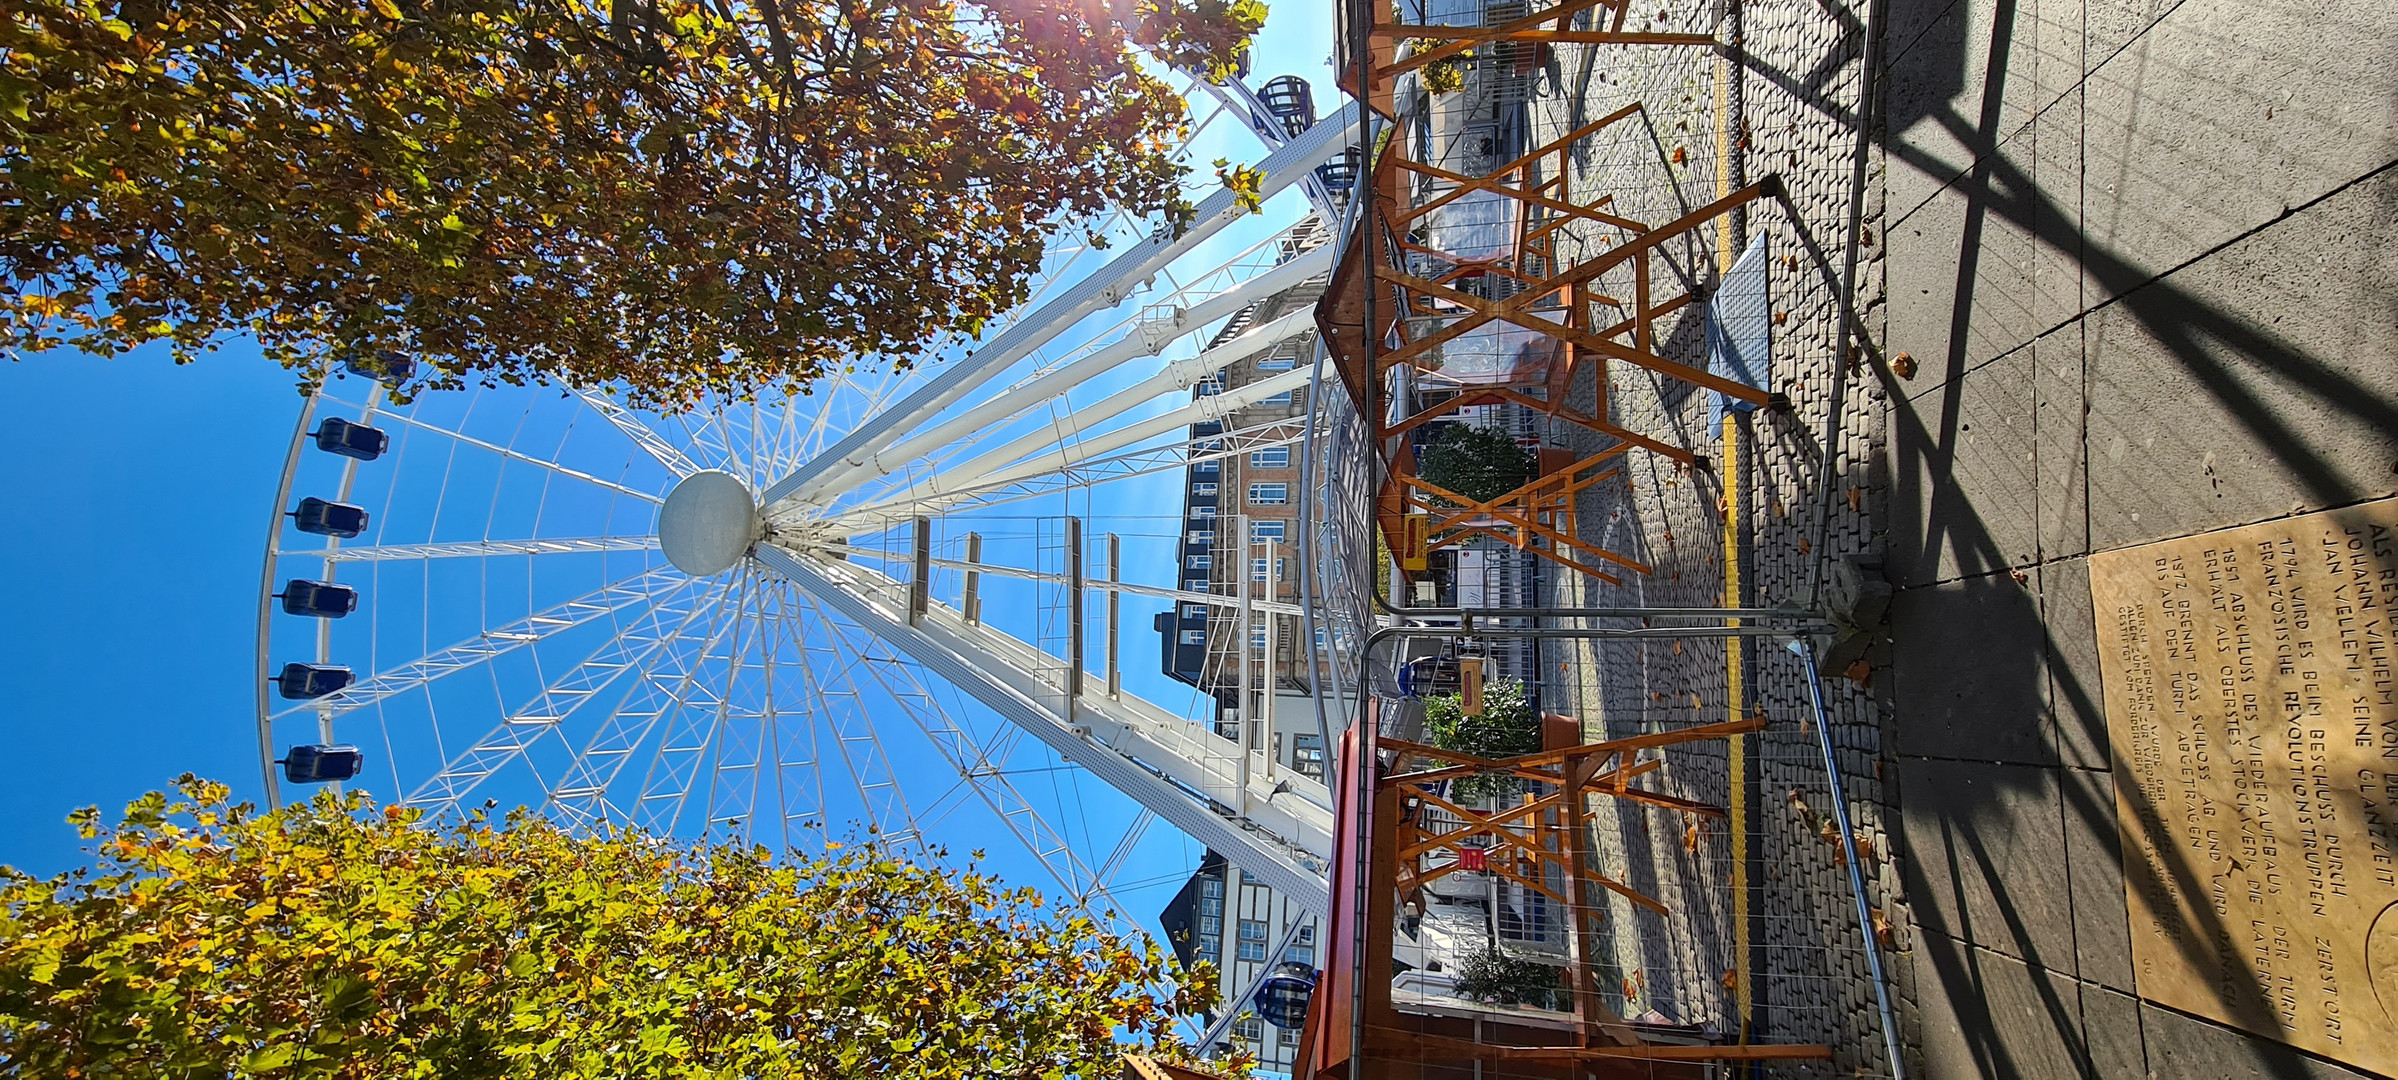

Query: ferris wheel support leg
[827,254,1332,510]
[754,104,1360,513]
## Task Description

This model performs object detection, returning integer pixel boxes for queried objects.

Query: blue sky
[0,1,1336,932]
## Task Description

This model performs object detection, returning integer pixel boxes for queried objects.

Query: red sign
[1456,847,1487,872]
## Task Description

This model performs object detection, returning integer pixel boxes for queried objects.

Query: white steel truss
[318,537,661,562]
[270,567,682,723]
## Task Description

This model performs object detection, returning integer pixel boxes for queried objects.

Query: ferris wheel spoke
[573,389,705,479]
[401,572,722,812]
[272,565,682,723]
[543,570,754,827]
[322,398,666,504]
[311,537,660,563]
[627,568,764,836]
[774,592,927,853]
[807,612,1132,913]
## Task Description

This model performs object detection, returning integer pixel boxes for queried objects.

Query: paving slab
[2039,557,2106,769]
[1913,929,2093,1078]
[1890,571,2051,761]
[2082,986,2150,1080]
[2060,764,2134,992]
[1890,348,2044,584]
[1899,757,2079,967]
[2080,0,2398,304]
[2083,167,2398,551]
[1886,149,2048,395]
[2140,1002,2383,1080]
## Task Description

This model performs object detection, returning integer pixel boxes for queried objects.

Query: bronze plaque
[2093,498,2398,1072]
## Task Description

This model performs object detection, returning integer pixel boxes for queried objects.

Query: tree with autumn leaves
[0,0,1266,406]
[0,776,1249,1078]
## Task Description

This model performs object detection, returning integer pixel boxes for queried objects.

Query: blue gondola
[1255,963,1317,1030]
[278,744,365,784]
[1258,75,1316,138]
[1397,656,1461,698]
[310,417,390,461]
[290,497,369,538]
[275,579,358,618]
[1315,148,1360,195]
[274,662,353,700]
[342,350,416,384]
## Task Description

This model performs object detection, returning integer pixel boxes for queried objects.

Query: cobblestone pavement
[1465,1,1906,1073]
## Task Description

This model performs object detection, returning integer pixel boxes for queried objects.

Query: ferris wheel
[251,81,1365,917]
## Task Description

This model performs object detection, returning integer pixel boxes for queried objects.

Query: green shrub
[1452,944,1566,1010]
[1423,679,1537,803]
[1417,424,1538,504]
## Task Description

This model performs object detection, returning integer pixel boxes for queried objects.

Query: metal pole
[1235,513,1254,813]
[963,531,983,625]
[909,515,932,625]
[1107,532,1122,698]
[1795,637,1909,1080]
[1066,516,1085,701]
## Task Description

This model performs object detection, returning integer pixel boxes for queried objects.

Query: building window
[1193,505,1217,517]
[1288,944,1314,966]
[1197,378,1224,396]
[1186,554,1211,570]
[1185,579,1209,592]
[1241,870,1263,885]
[1258,355,1297,371]
[1250,447,1291,468]
[1182,602,1208,620]
[1191,482,1218,495]
[1236,920,1268,962]
[1201,915,1223,938]
[1313,626,1328,648]
[1293,734,1325,780]
[1200,895,1222,916]
[1297,925,1314,945]
[1202,878,1224,898]
[1254,390,1297,408]
[1251,558,1271,583]
[1180,629,1206,645]
[1193,461,1219,476]
[1234,1016,1263,1044]
[1188,530,1214,544]
[1248,483,1289,504]
[1250,626,1268,650]
[1249,520,1286,541]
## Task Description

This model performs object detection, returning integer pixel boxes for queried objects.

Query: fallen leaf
[1871,907,1895,948]
[1891,352,1918,379]
[1844,658,1871,687]
[1847,486,1863,512]
[2010,568,2029,584]
[1683,822,1700,851]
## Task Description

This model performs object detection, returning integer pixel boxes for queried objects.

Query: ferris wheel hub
[656,469,759,576]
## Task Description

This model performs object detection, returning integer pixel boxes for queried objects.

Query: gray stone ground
[1469,0,2396,1075]
[1877,0,2398,1074]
